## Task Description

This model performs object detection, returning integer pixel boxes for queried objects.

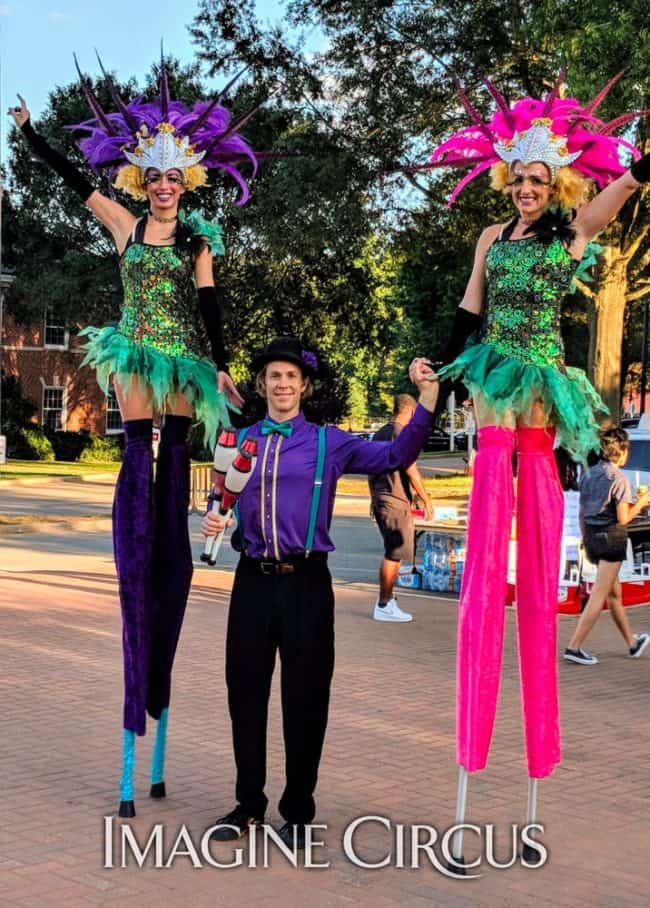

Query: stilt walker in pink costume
[416,70,650,864]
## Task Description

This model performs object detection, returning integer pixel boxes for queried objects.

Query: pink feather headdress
[414,69,650,207]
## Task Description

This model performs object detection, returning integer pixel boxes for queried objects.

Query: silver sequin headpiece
[493,118,582,183]
[121,122,206,175]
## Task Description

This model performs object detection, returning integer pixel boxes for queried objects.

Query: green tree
[193,0,650,418]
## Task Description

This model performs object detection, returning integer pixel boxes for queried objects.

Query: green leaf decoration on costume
[179,209,226,256]
[572,241,604,288]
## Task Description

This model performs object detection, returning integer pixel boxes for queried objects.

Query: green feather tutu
[438,341,608,462]
[80,325,233,449]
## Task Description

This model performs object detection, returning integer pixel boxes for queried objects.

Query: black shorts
[373,500,414,562]
[583,524,628,564]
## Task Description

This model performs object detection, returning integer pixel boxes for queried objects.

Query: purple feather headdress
[69,54,260,204]
[411,69,650,207]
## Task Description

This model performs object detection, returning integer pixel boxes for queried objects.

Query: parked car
[348,430,374,441]
[424,427,468,452]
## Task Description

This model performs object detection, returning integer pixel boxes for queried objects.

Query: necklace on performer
[148,211,178,224]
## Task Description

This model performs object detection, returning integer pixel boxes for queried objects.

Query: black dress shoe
[277,822,307,850]
[211,806,264,841]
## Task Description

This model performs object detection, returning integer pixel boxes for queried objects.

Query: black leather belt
[241,552,328,575]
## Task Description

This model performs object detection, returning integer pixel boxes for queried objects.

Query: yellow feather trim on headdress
[113,163,209,200]
[113,165,147,200]
[183,164,209,192]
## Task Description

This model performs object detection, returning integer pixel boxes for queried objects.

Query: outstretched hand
[408,356,439,412]
[408,356,438,388]
[7,94,29,128]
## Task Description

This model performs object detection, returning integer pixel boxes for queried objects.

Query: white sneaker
[373,598,413,622]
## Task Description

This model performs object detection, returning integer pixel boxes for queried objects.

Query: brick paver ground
[1,537,649,906]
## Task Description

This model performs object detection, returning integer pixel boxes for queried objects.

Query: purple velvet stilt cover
[147,416,194,719]
[113,421,154,736]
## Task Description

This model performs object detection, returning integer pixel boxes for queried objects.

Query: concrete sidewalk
[1,533,649,907]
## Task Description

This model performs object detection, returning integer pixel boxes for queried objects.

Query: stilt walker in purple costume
[412,70,650,864]
[9,60,259,817]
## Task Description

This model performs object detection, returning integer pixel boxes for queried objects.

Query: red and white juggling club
[201,428,238,563]
[207,438,259,565]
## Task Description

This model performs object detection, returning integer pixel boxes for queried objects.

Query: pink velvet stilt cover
[457,426,515,772]
[515,427,563,778]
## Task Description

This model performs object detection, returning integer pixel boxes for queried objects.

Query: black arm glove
[434,306,483,368]
[630,153,650,184]
[197,285,229,372]
[20,118,94,201]
[630,154,650,183]
[433,306,483,422]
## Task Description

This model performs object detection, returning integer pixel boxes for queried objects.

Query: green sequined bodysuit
[118,243,208,359]
[79,212,230,448]
[438,234,606,461]
[483,237,572,369]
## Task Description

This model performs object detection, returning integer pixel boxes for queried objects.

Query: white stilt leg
[450,766,469,862]
[526,777,538,825]
[521,777,543,864]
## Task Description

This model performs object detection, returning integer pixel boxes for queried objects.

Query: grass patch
[0,460,121,481]
[336,474,470,499]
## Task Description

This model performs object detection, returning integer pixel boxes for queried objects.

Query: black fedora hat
[251,337,319,379]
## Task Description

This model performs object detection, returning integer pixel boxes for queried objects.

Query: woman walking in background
[565,428,650,665]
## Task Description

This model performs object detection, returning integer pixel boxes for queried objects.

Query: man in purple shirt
[202,337,438,848]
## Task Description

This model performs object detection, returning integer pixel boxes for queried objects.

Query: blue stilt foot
[150,781,166,799]
[119,800,136,818]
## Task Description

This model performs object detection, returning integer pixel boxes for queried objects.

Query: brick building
[1,294,122,435]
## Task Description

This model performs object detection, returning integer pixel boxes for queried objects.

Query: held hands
[218,371,245,409]
[7,94,29,128]
[201,510,234,537]
[408,357,439,412]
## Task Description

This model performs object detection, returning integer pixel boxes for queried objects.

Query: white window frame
[105,384,123,435]
[43,310,69,350]
[42,385,67,432]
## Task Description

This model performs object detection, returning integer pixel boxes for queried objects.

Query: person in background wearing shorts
[369,394,433,622]
[564,428,650,665]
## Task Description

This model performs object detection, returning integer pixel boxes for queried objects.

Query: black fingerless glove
[433,306,483,422]
[630,153,650,184]
[20,118,94,201]
[197,285,229,372]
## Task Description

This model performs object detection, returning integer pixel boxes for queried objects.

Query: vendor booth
[397,493,650,613]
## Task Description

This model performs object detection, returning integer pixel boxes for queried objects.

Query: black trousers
[225,555,335,824]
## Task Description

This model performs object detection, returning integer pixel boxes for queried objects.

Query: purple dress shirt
[236,404,432,559]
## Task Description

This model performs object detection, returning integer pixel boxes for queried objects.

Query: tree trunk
[588,245,628,423]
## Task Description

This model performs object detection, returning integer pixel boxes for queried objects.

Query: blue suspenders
[236,424,327,556]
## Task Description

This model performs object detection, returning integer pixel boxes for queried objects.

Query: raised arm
[332,358,438,475]
[9,95,135,253]
[574,154,650,241]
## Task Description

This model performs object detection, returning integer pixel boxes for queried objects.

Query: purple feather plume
[69,61,259,203]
